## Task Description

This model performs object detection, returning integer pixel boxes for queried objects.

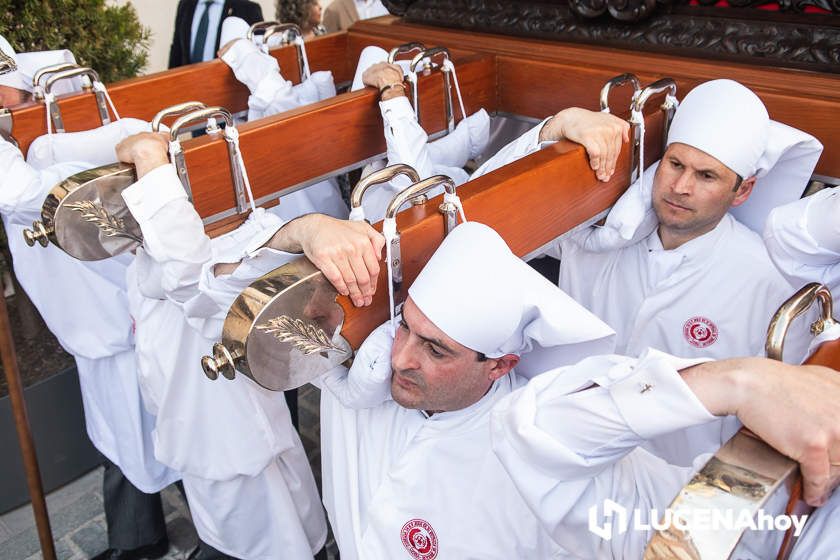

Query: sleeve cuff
[380,95,415,125]
[121,164,188,223]
[607,348,717,440]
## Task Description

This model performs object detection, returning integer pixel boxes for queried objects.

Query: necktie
[191,0,213,64]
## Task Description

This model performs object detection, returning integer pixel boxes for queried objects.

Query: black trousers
[101,458,167,550]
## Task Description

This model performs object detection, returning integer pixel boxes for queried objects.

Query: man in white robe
[491,346,840,559]
[317,220,616,559]
[464,80,822,467]
[116,130,385,559]
[0,37,179,559]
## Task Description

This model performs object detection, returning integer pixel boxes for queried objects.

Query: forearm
[122,164,211,300]
[381,96,436,178]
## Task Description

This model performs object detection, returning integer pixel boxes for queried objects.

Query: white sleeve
[470,118,552,179]
[805,188,840,253]
[764,188,840,292]
[381,96,436,178]
[190,246,298,322]
[121,164,212,304]
[491,349,716,557]
[0,140,87,220]
[220,39,299,120]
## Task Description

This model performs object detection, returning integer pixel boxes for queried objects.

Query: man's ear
[731,176,757,208]
[488,354,520,381]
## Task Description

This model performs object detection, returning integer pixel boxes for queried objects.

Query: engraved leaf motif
[66,200,143,242]
[256,315,346,355]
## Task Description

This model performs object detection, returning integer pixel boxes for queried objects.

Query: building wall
[111,0,335,75]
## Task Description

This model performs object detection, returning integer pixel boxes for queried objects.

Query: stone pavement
[0,384,335,560]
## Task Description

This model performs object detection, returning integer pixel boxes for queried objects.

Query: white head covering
[220,16,251,48]
[581,79,824,251]
[0,34,80,96]
[408,222,616,378]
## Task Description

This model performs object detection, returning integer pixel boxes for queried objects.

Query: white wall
[110,0,334,75]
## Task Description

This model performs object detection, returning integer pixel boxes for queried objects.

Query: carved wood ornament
[382,0,840,73]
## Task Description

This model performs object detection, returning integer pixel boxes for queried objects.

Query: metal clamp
[766,283,837,361]
[22,221,53,248]
[387,42,425,64]
[151,101,207,132]
[599,73,641,113]
[169,106,250,213]
[44,67,111,132]
[246,20,280,42]
[409,47,455,135]
[32,63,82,100]
[384,175,460,308]
[349,164,421,221]
[263,23,308,79]
[629,78,678,183]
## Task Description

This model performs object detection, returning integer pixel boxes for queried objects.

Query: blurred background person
[169,0,264,68]
[276,0,326,38]
[322,0,388,33]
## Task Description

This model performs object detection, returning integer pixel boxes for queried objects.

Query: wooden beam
[335,110,665,347]
[6,32,378,154]
[190,53,497,222]
[350,18,840,178]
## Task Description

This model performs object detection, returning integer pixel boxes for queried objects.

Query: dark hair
[733,173,744,192]
[275,0,317,29]
[476,351,487,362]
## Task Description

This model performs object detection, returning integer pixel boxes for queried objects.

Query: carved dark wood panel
[380,0,840,72]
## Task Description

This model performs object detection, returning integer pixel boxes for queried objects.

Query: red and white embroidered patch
[400,518,439,560]
[683,316,719,348]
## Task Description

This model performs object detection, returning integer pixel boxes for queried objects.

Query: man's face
[390,297,509,413]
[652,142,753,243]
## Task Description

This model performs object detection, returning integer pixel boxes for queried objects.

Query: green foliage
[0,0,150,83]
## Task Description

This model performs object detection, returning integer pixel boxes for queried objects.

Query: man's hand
[115,132,170,179]
[681,357,840,506]
[268,214,386,307]
[362,62,406,101]
[539,108,630,182]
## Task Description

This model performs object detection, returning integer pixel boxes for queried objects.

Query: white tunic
[490,349,788,560]
[464,121,804,465]
[123,164,326,558]
[319,337,563,559]
[0,130,176,493]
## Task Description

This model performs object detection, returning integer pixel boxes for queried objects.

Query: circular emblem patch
[683,316,719,348]
[400,519,439,560]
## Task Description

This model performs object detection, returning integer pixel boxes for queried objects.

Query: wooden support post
[0,294,56,560]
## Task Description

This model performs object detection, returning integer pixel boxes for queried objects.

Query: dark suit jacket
[168,0,263,68]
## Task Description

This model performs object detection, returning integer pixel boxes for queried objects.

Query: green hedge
[0,0,150,83]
